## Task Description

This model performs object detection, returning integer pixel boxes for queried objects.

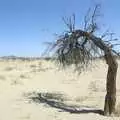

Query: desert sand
[0,58,120,120]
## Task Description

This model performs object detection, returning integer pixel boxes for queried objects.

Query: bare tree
[47,4,120,116]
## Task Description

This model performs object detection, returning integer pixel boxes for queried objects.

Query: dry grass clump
[4,66,14,71]
[88,81,99,92]
[19,74,29,79]
[0,75,6,81]
[75,96,88,103]
[30,64,37,68]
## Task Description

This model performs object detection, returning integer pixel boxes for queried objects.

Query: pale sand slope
[0,59,120,120]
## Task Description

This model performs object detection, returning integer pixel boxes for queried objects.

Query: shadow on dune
[27,92,104,115]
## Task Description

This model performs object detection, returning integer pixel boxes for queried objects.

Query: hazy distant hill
[0,55,42,60]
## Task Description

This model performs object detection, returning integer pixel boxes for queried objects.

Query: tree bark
[104,52,118,116]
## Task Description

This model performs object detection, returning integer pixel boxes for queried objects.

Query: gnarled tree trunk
[104,52,118,116]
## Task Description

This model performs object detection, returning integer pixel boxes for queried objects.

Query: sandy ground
[0,59,120,120]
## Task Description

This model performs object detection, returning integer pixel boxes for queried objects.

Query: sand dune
[0,59,120,120]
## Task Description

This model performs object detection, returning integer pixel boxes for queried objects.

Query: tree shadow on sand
[26,92,104,115]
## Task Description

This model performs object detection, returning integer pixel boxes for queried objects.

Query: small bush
[19,74,28,79]
[5,66,14,71]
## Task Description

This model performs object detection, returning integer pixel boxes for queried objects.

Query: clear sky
[0,0,120,57]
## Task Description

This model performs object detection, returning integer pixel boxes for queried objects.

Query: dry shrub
[88,81,99,92]
[5,66,14,71]
[19,74,28,79]
[75,96,88,102]
[0,75,6,81]
[30,64,37,68]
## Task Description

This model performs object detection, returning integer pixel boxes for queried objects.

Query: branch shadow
[26,92,104,115]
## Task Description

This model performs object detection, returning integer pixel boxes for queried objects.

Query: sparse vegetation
[0,58,119,120]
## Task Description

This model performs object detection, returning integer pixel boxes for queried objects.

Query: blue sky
[0,0,120,57]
